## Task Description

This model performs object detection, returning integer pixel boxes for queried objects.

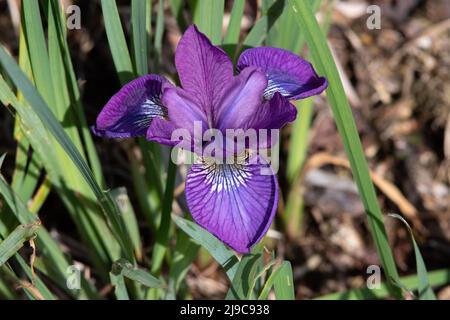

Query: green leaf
[288,0,401,297]
[389,214,437,300]
[249,258,277,297]
[273,261,295,300]
[258,262,285,300]
[173,215,239,280]
[242,0,285,48]
[226,254,262,300]
[151,159,177,275]
[131,0,149,75]
[0,46,134,263]
[0,221,40,267]
[191,0,224,44]
[107,0,164,239]
[110,271,129,300]
[223,0,245,45]
[47,0,104,185]
[166,230,200,299]
[21,0,55,109]
[316,269,450,300]
[0,156,99,299]
[112,259,163,288]
[101,0,134,83]
[1,72,116,275]
[0,154,5,168]
[110,187,142,261]
[153,0,165,71]
[170,0,188,31]
[0,275,17,299]
[14,254,55,300]
[258,260,295,300]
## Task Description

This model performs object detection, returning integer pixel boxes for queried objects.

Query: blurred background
[0,0,449,299]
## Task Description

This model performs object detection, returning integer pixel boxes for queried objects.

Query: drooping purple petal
[185,156,278,253]
[92,75,171,138]
[244,93,298,149]
[145,117,178,146]
[237,47,328,100]
[244,93,297,130]
[146,87,208,149]
[175,25,234,122]
[215,67,268,131]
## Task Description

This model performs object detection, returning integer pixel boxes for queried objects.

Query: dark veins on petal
[110,95,167,134]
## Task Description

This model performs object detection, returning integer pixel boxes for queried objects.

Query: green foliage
[0,0,446,301]
[288,0,401,297]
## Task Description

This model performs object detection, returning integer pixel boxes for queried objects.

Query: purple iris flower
[93,25,327,253]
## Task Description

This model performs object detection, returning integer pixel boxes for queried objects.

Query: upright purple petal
[175,25,234,122]
[92,75,171,138]
[237,47,328,100]
[215,67,268,131]
[185,156,278,253]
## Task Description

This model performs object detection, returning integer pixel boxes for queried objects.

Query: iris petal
[175,25,234,121]
[185,155,278,253]
[92,75,171,138]
[147,87,208,148]
[237,47,328,100]
[215,67,268,131]
[244,92,298,149]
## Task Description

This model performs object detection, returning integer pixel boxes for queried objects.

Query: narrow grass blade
[100,0,134,83]
[0,47,134,262]
[286,100,314,182]
[173,215,239,280]
[191,0,224,44]
[112,259,163,288]
[129,153,158,231]
[104,0,164,235]
[151,159,177,275]
[21,0,55,108]
[14,254,55,300]
[111,187,143,262]
[258,262,287,300]
[1,73,116,275]
[389,214,437,299]
[242,0,284,48]
[317,268,450,300]
[267,0,323,238]
[0,276,16,299]
[0,221,40,266]
[223,0,245,45]
[288,0,401,297]
[0,159,98,298]
[110,271,129,300]
[11,128,41,202]
[166,231,200,299]
[170,0,188,31]
[47,0,104,185]
[284,99,314,238]
[153,0,165,71]
[273,261,295,300]
[248,259,277,299]
[47,2,85,156]
[131,0,148,75]
[101,0,167,267]
[0,226,52,300]
[11,3,119,269]
[226,254,262,300]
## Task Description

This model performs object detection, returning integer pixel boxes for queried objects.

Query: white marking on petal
[200,162,252,193]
